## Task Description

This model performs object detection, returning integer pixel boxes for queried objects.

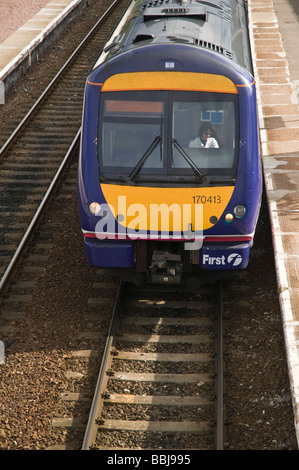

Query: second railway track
[0,0,131,290]
[83,281,224,450]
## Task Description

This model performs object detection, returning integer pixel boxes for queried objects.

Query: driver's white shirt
[188,137,219,148]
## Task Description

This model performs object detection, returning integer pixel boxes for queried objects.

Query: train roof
[95,0,253,73]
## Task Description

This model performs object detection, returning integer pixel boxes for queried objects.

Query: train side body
[78,0,262,285]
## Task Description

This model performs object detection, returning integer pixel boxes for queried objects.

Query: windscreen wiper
[172,139,207,183]
[128,136,161,181]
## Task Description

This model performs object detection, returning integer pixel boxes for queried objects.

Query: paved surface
[0,0,298,447]
[0,0,84,90]
[248,0,299,445]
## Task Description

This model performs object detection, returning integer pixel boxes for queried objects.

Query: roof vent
[198,39,233,59]
[143,4,207,21]
[198,40,223,54]
[133,34,155,43]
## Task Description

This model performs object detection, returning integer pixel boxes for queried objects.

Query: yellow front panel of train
[99,71,236,236]
[101,184,234,233]
[101,71,238,94]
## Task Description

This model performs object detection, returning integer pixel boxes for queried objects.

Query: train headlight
[234,204,247,218]
[89,202,101,216]
[224,213,234,223]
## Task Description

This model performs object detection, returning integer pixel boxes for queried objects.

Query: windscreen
[98,90,238,184]
[101,94,163,171]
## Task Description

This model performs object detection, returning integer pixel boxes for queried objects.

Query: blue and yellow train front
[77,44,262,284]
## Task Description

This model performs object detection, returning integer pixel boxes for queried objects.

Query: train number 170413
[192,195,222,204]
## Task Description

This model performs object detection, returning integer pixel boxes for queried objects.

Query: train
[77,0,262,286]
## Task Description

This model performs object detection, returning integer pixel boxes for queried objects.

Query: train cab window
[98,90,238,184]
[171,99,238,175]
[99,93,164,174]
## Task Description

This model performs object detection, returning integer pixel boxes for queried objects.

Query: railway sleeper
[96,419,214,433]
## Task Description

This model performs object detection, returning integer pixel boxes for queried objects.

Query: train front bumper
[199,242,252,270]
[83,236,252,271]
[84,238,134,268]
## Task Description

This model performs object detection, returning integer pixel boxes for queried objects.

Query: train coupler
[149,250,182,284]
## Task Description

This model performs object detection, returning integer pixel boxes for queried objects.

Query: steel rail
[0,0,122,295]
[0,0,120,157]
[82,283,220,450]
[0,128,81,297]
[82,280,125,450]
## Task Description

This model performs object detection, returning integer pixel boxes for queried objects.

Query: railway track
[0,0,296,452]
[0,0,226,450]
[82,280,224,450]
[0,0,131,295]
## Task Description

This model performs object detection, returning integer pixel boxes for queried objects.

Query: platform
[248,0,299,444]
[0,0,86,91]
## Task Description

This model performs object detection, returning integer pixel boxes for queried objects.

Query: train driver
[188,124,219,149]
